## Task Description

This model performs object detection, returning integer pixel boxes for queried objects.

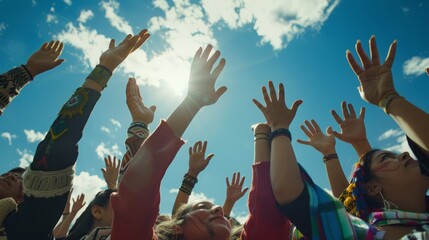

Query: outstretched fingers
[384,40,397,68]
[369,36,380,65]
[346,50,363,76]
[355,40,372,69]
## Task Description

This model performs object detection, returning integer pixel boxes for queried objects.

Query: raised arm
[117,77,156,184]
[240,123,290,240]
[222,172,248,218]
[53,193,86,239]
[166,44,227,137]
[346,36,429,154]
[330,101,371,157]
[297,119,348,198]
[3,31,149,240]
[0,40,64,115]
[253,81,303,204]
[110,45,227,239]
[172,140,214,215]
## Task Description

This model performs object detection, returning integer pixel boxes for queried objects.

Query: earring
[380,192,398,210]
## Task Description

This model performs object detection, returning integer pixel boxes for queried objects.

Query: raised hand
[99,29,150,72]
[187,44,227,108]
[101,155,121,189]
[426,68,429,76]
[71,193,86,214]
[297,120,336,156]
[126,77,156,123]
[346,36,397,105]
[225,172,248,203]
[253,81,303,129]
[25,40,65,77]
[187,141,214,177]
[330,101,367,144]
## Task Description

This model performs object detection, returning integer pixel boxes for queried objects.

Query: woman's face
[180,201,231,240]
[369,150,420,184]
[0,172,23,202]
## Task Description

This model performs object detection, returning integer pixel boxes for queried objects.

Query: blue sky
[1,0,428,222]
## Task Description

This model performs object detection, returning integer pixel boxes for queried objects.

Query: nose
[398,152,410,161]
[211,205,224,217]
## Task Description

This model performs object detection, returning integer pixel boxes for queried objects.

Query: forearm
[387,97,429,152]
[222,200,235,218]
[324,158,349,198]
[270,135,304,204]
[53,212,78,238]
[0,66,33,115]
[172,190,190,216]
[350,139,372,157]
[166,97,200,138]
[242,162,290,240]
[110,121,184,239]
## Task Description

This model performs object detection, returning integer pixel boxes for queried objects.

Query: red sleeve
[241,162,291,240]
[110,120,185,240]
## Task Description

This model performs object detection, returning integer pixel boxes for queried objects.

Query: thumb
[149,105,157,113]
[101,168,106,175]
[53,59,65,67]
[215,86,227,100]
[291,100,303,113]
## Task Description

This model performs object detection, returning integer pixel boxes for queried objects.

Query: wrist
[186,170,200,178]
[22,64,36,79]
[184,96,202,111]
[323,153,338,163]
[351,140,372,157]
[378,92,403,114]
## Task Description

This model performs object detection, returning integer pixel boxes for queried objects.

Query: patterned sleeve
[0,66,33,115]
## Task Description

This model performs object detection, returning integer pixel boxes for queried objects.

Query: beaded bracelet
[323,153,338,163]
[179,174,198,195]
[269,128,292,142]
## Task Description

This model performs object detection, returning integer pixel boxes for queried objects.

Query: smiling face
[179,201,231,240]
[0,172,24,202]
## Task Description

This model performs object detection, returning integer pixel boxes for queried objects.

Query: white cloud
[110,118,122,128]
[31,0,37,6]
[1,132,16,145]
[169,188,215,204]
[24,129,45,143]
[101,126,111,134]
[201,0,340,50]
[17,149,33,168]
[47,14,59,24]
[378,129,416,159]
[78,10,94,23]
[63,0,72,6]
[56,22,111,68]
[100,0,133,34]
[403,56,429,76]
[95,142,123,159]
[378,128,403,141]
[50,6,55,12]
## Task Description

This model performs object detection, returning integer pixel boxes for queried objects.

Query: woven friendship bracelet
[269,128,292,142]
[323,153,338,163]
[21,65,34,80]
[86,65,112,89]
[127,121,149,139]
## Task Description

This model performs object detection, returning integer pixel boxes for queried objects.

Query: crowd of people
[0,28,428,240]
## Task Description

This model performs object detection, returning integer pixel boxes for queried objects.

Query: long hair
[66,189,116,240]
[156,204,191,240]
